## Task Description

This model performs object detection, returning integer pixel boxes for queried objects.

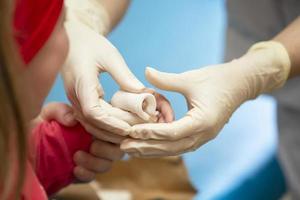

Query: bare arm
[99,0,130,32]
[274,17,300,78]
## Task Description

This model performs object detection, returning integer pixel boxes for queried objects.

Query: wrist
[248,41,291,80]
[64,0,110,35]
[236,41,291,98]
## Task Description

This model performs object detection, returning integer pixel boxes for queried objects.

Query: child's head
[0,1,67,198]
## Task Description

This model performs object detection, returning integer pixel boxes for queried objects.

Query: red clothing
[14,0,63,63]
[22,121,93,200]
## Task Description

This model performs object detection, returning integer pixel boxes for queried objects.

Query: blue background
[47,1,286,199]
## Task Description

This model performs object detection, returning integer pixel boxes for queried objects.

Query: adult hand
[62,1,174,142]
[62,16,146,137]
[121,41,291,157]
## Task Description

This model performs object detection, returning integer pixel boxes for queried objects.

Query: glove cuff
[247,41,291,92]
[65,0,110,35]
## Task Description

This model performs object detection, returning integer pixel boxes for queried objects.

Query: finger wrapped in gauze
[111,91,158,121]
[100,100,146,126]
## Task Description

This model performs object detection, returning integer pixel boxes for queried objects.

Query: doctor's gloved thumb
[145,67,184,92]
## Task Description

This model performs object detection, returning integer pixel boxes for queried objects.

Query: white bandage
[65,0,110,35]
[111,91,158,122]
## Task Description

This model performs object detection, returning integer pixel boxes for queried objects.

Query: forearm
[65,0,130,35]
[273,17,300,78]
[99,0,130,32]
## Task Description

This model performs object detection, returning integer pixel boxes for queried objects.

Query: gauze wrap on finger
[99,100,146,126]
[111,91,158,122]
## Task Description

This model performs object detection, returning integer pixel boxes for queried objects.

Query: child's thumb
[41,102,78,127]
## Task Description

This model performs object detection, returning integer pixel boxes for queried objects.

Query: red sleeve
[31,121,93,196]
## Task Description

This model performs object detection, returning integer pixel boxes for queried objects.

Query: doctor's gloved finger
[80,100,131,136]
[96,40,145,92]
[145,67,185,93]
[80,121,126,144]
[129,115,199,140]
[78,76,104,113]
[120,136,201,158]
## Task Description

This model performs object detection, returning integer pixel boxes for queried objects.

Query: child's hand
[73,142,124,182]
[33,103,124,182]
[30,102,78,130]
[143,89,174,123]
[154,92,174,123]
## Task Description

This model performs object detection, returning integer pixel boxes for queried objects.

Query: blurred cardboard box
[54,157,196,200]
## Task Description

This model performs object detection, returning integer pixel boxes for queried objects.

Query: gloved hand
[62,0,146,139]
[121,41,291,157]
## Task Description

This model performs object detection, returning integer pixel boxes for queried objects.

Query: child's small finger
[158,116,165,123]
[90,140,125,161]
[74,151,112,173]
[158,100,175,123]
[161,105,174,123]
[73,166,96,183]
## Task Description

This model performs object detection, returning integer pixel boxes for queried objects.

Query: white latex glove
[121,41,291,157]
[62,0,146,139]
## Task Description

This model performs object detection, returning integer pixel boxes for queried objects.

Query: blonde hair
[0,0,27,199]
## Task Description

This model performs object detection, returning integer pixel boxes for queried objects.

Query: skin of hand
[120,41,291,157]
[144,89,175,123]
[31,103,124,182]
